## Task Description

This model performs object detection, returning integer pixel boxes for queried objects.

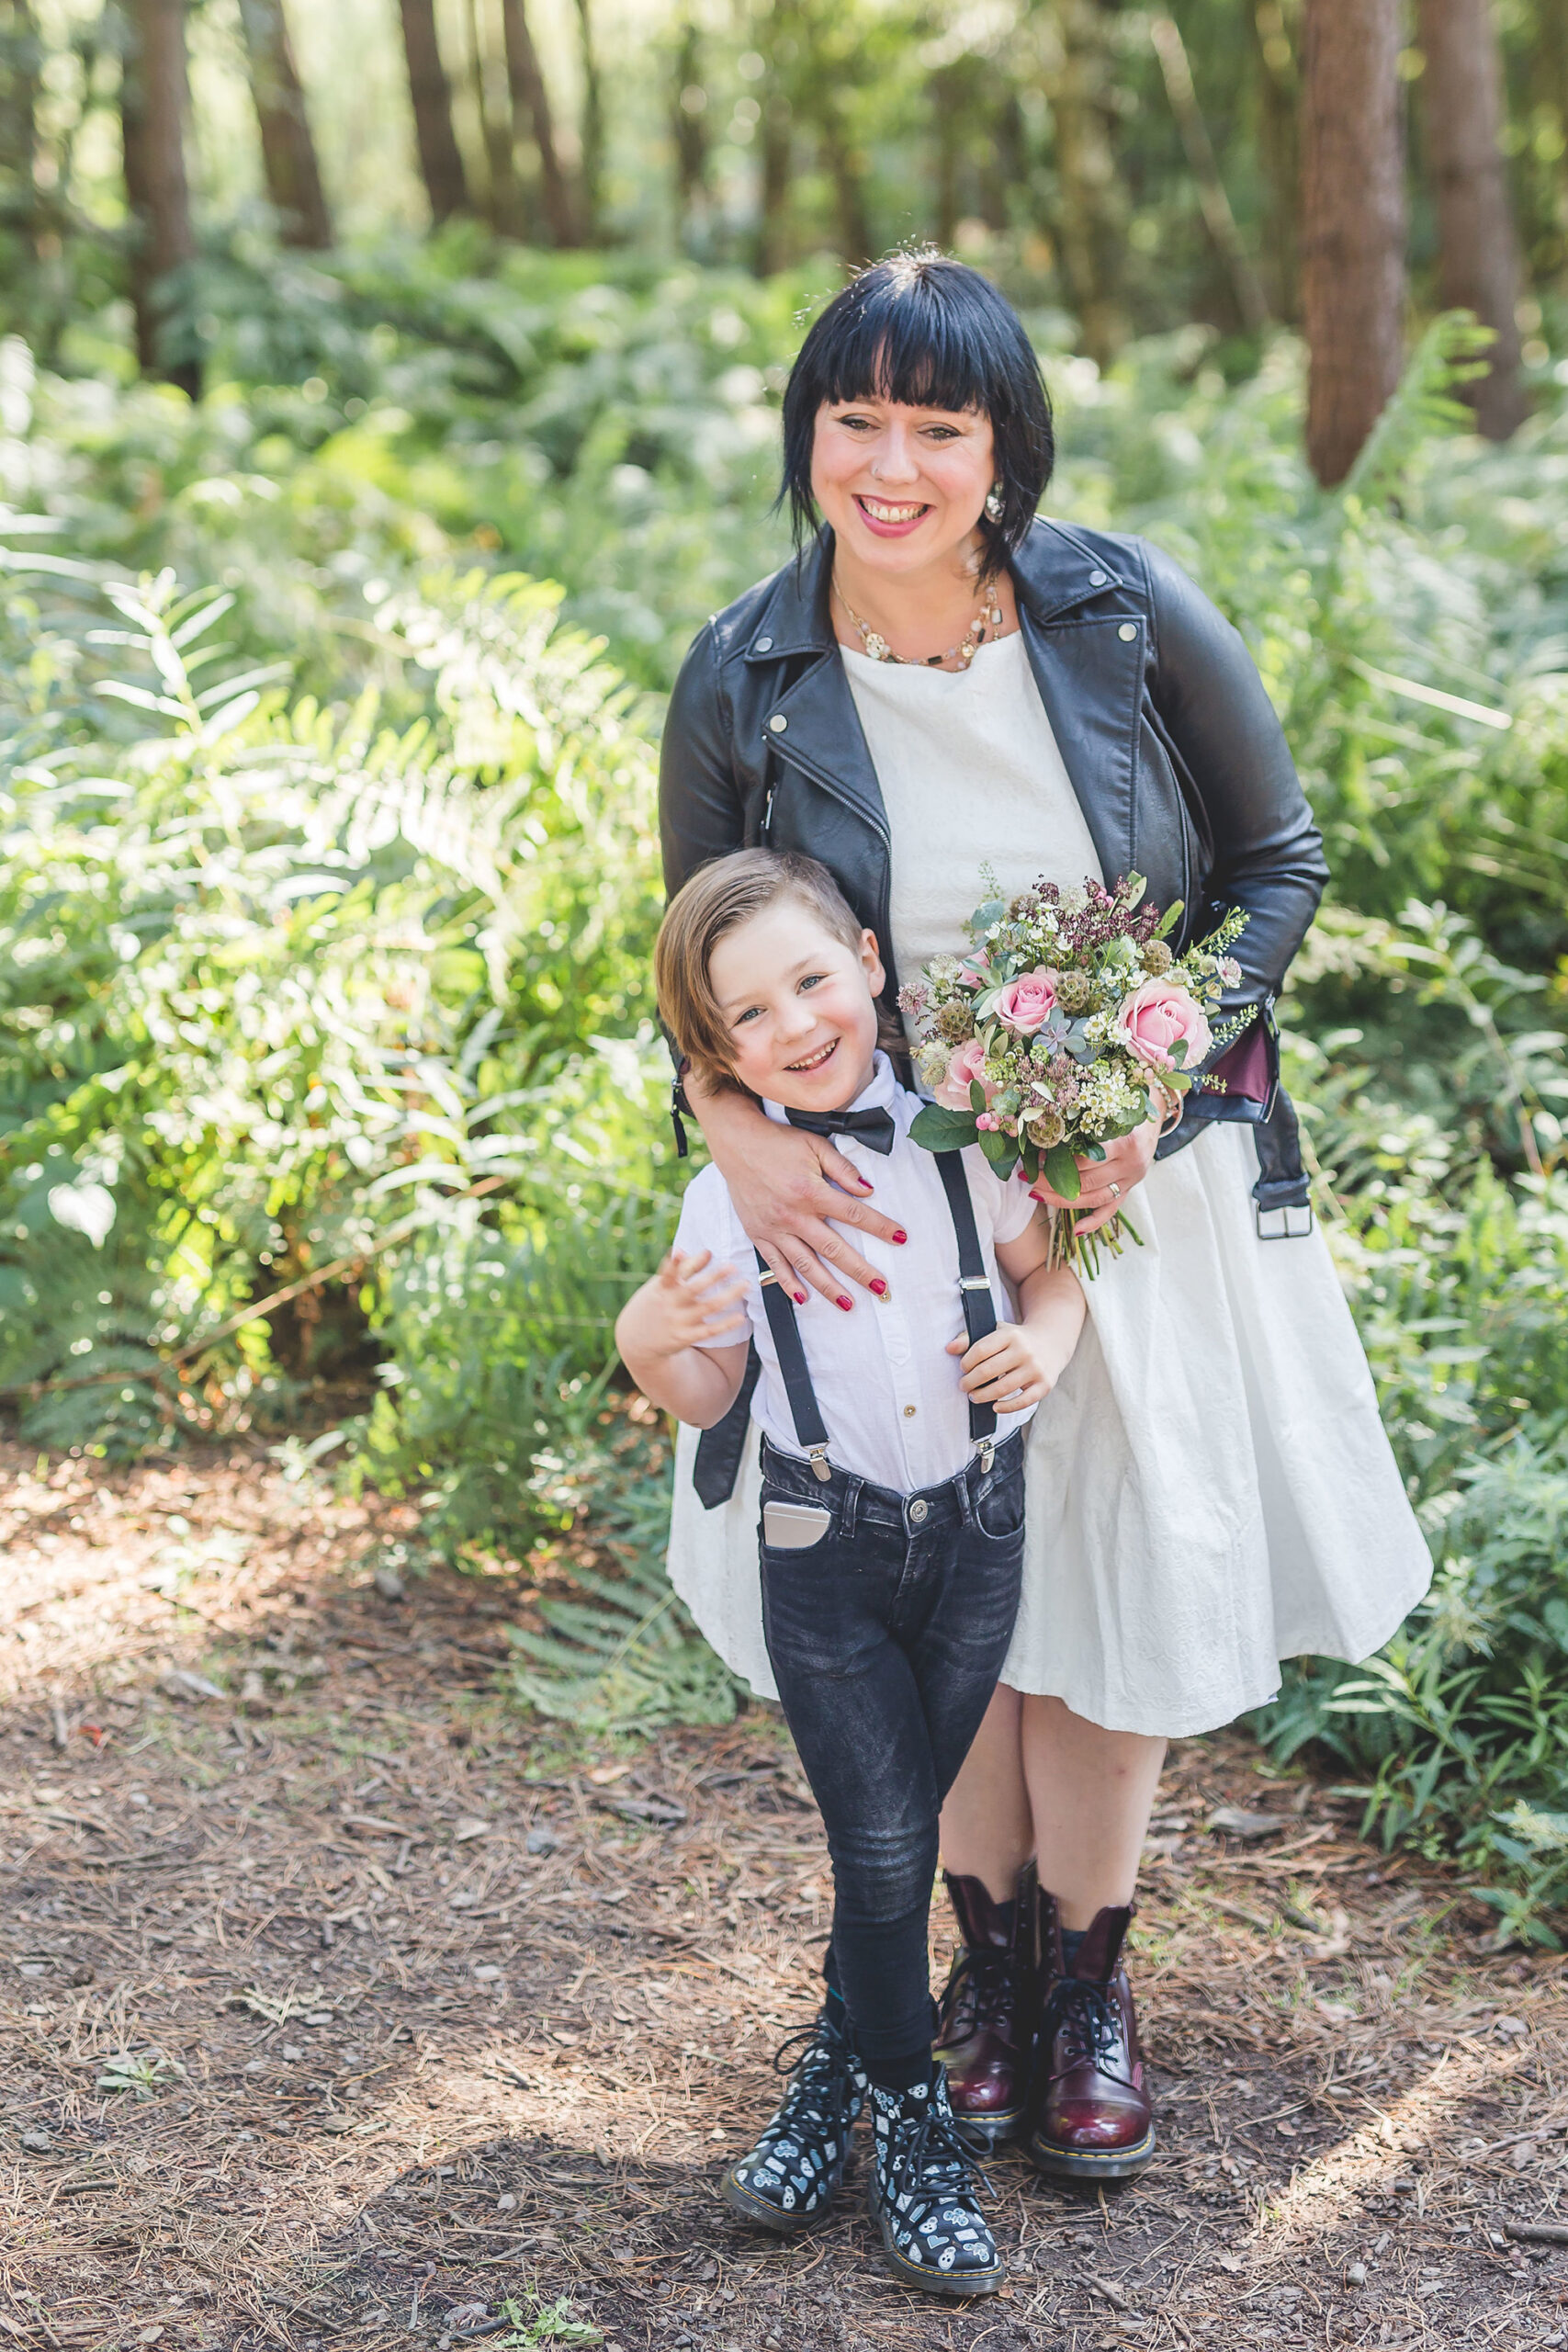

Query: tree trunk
[818,104,873,266]
[1248,0,1299,322]
[1300,0,1405,485]
[671,17,708,249]
[398,0,470,225]
[500,0,577,244]
[121,0,200,396]
[1041,0,1127,368]
[466,0,525,238]
[573,0,604,240]
[0,0,39,243]
[1151,15,1269,331]
[1416,0,1528,439]
[932,64,963,248]
[237,0,332,249]
[755,89,792,275]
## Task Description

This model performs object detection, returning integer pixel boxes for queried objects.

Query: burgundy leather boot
[1025,1890,1154,2181]
[931,1860,1036,2145]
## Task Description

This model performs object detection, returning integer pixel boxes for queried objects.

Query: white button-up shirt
[672,1054,1040,1494]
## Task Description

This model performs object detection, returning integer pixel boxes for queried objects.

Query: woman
[658,251,1431,2181]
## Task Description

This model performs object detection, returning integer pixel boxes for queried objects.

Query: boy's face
[707,900,885,1111]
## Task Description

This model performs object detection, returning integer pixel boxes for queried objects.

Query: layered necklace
[833,574,1006,673]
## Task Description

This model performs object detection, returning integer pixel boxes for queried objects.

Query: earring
[984,483,1004,522]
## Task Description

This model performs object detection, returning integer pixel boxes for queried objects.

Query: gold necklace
[833,576,1006,672]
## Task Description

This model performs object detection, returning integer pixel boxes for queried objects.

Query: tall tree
[756,85,793,275]
[1150,15,1269,331]
[501,0,577,244]
[0,0,39,246]
[237,0,332,249]
[398,0,470,225]
[573,0,604,239]
[465,0,525,238]
[671,17,709,251]
[1040,0,1128,368]
[121,0,199,396]
[1300,0,1405,485]
[1248,0,1300,322]
[1416,0,1528,439]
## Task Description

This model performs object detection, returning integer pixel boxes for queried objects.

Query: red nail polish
[892,1228,908,1245]
[795,1292,808,1306]
[838,1295,853,1311]
[870,1278,887,1297]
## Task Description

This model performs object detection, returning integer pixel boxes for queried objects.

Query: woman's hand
[694,1084,908,1308]
[1029,1110,1163,1238]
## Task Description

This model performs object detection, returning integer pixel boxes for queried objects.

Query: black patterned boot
[867,2064,1004,2297]
[720,2003,868,2233]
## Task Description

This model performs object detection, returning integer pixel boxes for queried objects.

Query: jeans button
[909,1498,929,1524]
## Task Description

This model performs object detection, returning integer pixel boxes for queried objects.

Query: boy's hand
[947,1319,1062,1411]
[644,1250,750,1358]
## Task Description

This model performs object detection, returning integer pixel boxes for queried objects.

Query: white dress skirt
[664,638,1433,1739]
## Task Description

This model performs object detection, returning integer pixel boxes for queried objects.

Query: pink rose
[1114,978,1213,1073]
[993,967,1059,1037]
[955,953,990,989]
[936,1037,996,1110]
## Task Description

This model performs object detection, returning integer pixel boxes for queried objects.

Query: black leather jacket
[659,518,1327,1195]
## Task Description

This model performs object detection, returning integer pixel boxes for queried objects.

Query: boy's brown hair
[656,849,884,1090]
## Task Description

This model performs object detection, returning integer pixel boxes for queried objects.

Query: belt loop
[841,1475,862,1542]
[953,1468,973,1527]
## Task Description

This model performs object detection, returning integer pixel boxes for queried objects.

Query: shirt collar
[761,1048,896,1126]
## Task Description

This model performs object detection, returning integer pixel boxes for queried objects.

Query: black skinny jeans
[757,1429,1027,2073]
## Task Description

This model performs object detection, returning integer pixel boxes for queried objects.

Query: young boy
[616,850,1085,2298]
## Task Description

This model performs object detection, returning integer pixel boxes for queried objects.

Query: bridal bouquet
[900,871,1248,1271]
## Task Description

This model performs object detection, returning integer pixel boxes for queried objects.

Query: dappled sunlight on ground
[5,1439,1568,2348]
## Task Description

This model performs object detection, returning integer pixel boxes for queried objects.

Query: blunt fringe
[657,849,874,1091]
[780,249,1055,571]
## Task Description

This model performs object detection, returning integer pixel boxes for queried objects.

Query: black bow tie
[784,1103,897,1156]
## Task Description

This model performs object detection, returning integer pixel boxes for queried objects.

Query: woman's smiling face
[706,900,885,1110]
[810,393,997,576]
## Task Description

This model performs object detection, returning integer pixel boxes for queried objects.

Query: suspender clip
[957,1275,992,1292]
[808,1446,832,1483]
[976,1438,995,1475]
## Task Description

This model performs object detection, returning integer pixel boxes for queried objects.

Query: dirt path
[5,1440,1568,2351]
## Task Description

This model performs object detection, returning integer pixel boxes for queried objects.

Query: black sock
[823,1981,849,2030]
[986,1897,1015,1943]
[864,2047,933,2094]
[1061,1928,1087,1972]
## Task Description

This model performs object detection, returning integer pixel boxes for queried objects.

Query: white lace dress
[664,636,1432,1736]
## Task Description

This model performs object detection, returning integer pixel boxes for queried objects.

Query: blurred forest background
[2,0,1568,1932]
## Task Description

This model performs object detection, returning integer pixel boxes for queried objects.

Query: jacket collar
[739,518,1125,662]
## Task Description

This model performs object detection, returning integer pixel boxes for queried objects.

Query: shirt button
[768,712,787,732]
[903,1404,918,1419]
[1118,622,1139,642]
[908,1498,929,1524]
[1089,569,1107,587]
[754,635,773,652]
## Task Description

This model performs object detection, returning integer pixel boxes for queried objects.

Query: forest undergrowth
[3,246,1568,1932]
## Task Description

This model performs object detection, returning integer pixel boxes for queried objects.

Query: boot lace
[1043,1977,1132,2086]
[771,2006,852,2084]
[883,2095,990,2230]
[939,1945,1013,2044]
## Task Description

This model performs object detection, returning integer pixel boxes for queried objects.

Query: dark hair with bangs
[780,249,1054,573]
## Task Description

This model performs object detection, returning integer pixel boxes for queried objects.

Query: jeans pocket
[973,1466,1025,1544]
[760,1489,835,1555]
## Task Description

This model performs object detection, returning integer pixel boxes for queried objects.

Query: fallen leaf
[1206,1806,1286,1840]
[454,1816,490,1842]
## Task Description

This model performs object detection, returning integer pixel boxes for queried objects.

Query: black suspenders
[758,1148,998,1483]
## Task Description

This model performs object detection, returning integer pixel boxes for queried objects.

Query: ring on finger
[1109,1181,1121,1199]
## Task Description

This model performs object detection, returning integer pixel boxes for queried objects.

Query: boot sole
[867,2177,1005,2299]
[948,2102,1025,2151]
[720,2161,843,2235]
[1025,2125,1156,2183]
